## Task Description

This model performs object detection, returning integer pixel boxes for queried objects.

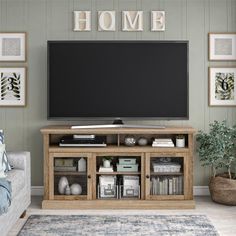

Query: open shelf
[96,171,141,175]
[54,171,87,176]
[149,195,185,200]
[49,145,189,153]
[54,195,87,200]
[151,172,183,176]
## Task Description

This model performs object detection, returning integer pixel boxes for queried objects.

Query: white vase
[70,183,82,195]
[78,157,86,172]
[103,160,111,168]
[65,185,71,195]
[58,176,69,194]
[176,138,185,148]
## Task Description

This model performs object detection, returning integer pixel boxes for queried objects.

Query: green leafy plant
[176,134,185,139]
[196,120,236,179]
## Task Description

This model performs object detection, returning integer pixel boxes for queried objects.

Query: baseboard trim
[193,186,210,196]
[31,186,210,196]
[31,186,44,196]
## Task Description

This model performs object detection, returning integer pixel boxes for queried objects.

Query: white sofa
[0,152,31,236]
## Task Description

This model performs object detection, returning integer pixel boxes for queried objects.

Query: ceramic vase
[58,176,69,194]
[176,138,185,148]
[103,159,111,168]
[70,183,82,195]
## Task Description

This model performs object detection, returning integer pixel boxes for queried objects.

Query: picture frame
[209,33,236,61]
[0,67,27,107]
[0,32,26,62]
[209,67,236,106]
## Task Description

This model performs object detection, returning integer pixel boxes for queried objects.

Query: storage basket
[152,162,181,173]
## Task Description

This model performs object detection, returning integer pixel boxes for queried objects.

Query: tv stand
[41,125,196,209]
[71,119,165,129]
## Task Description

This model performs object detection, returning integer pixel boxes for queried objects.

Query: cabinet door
[94,153,144,200]
[145,153,188,200]
[48,153,93,200]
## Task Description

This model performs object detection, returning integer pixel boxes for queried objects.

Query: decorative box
[117,164,138,172]
[119,158,136,165]
[152,162,181,173]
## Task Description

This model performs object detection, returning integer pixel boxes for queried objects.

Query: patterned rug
[18,215,219,236]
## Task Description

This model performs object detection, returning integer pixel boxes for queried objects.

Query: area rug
[18,215,219,236]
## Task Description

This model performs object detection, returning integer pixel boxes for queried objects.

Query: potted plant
[196,120,236,205]
[102,156,113,168]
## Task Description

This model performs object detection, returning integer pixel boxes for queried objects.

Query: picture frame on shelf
[209,67,236,106]
[0,67,26,107]
[209,33,236,61]
[0,32,26,62]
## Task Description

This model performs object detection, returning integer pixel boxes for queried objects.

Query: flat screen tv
[48,41,189,120]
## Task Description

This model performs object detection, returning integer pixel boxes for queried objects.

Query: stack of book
[150,176,183,195]
[152,138,175,147]
[99,166,114,172]
[54,158,76,172]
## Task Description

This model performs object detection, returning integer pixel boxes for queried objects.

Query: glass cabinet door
[145,153,187,200]
[94,153,145,200]
[48,153,92,200]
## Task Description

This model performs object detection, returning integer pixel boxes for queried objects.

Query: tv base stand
[71,121,166,129]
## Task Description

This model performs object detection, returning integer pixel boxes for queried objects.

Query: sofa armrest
[6,152,31,192]
[6,152,30,171]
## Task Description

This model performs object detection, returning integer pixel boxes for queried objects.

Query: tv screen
[48,41,188,120]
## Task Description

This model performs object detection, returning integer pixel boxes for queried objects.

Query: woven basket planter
[209,175,236,206]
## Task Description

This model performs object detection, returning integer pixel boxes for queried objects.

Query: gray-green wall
[0,0,235,186]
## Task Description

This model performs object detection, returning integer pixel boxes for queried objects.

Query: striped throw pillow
[0,130,11,172]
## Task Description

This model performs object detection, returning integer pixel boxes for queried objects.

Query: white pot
[103,160,111,168]
[176,138,185,148]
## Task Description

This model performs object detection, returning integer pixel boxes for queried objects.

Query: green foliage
[196,120,236,179]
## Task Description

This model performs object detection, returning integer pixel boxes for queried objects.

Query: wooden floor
[9,196,236,236]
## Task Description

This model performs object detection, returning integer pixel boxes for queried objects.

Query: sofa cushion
[6,170,25,199]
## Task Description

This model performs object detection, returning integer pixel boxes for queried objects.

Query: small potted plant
[176,135,185,148]
[102,156,113,168]
[196,120,236,205]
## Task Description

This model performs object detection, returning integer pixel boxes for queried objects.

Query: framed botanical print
[0,67,26,106]
[209,33,236,61]
[209,67,236,106]
[0,32,26,62]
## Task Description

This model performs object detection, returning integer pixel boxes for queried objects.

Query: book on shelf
[152,143,175,147]
[55,159,74,167]
[150,176,183,195]
[154,138,173,142]
[54,166,77,172]
[99,166,114,172]
[152,138,175,147]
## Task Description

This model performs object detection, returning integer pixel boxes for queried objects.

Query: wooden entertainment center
[41,126,195,209]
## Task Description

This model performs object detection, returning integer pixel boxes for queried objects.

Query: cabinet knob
[146,175,150,179]
[88,175,91,179]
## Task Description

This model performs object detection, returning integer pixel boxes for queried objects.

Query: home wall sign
[73,11,165,32]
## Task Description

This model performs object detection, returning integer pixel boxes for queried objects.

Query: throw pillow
[0,130,11,172]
